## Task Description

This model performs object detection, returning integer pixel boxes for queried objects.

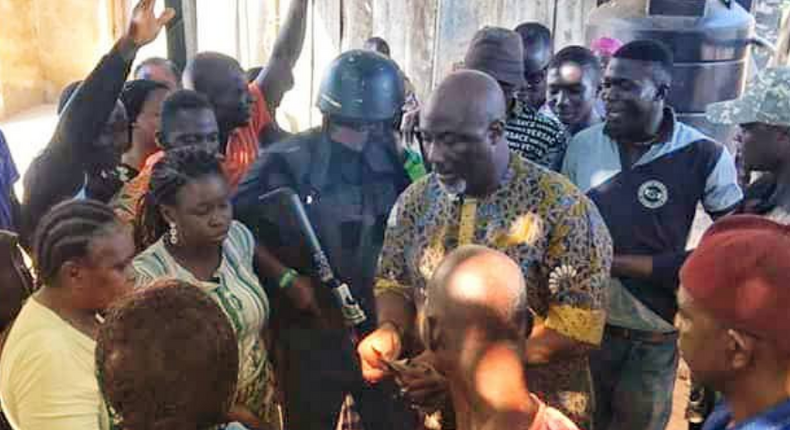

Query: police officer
[234,50,415,430]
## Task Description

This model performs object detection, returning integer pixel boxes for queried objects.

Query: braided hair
[96,279,239,430]
[136,147,224,249]
[32,199,119,287]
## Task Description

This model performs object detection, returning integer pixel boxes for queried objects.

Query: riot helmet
[317,50,406,122]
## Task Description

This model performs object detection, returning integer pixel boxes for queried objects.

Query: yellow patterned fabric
[374,278,412,301]
[545,305,607,345]
[374,153,613,427]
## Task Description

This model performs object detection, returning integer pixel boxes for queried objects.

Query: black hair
[120,79,170,124]
[57,80,83,115]
[136,147,224,249]
[134,57,181,81]
[549,45,602,79]
[365,37,392,57]
[613,40,674,86]
[159,90,214,149]
[32,199,119,286]
[513,22,552,50]
[96,279,238,430]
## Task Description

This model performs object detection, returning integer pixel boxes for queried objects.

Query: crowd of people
[0,0,789,429]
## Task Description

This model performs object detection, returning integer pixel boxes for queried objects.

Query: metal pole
[164,0,198,69]
[164,0,186,70]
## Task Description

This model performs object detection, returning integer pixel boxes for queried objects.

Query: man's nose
[426,141,446,165]
[557,91,570,106]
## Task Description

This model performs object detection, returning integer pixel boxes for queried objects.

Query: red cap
[680,215,790,352]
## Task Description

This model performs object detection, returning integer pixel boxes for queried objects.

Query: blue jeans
[590,328,679,430]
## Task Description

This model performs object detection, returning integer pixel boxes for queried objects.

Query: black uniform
[234,128,413,430]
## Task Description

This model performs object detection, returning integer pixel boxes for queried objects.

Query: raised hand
[126,0,176,48]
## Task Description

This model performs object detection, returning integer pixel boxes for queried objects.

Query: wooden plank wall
[357,0,598,100]
[250,0,600,128]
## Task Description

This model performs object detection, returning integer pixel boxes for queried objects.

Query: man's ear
[489,120,506,145]
[425,315,443,353]
[511,307,535,345]
[155,131,166,150]
[727,329,756,371]
[655,84,670,101]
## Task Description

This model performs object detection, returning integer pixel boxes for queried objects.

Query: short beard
[438,178,468,197]
[604,122,644,143]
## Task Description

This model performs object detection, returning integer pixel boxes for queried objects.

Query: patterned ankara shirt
[375,153,612,428]
[506,102,569,171]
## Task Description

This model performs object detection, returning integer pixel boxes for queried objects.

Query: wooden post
[342,0,374,50]
[553,0,599,48]
[182,0,197,60]
[164,0,188,70]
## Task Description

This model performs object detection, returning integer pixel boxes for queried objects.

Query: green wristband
[278,268,299,290]
[404,150,427,182]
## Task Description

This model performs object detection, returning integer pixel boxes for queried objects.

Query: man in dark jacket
[21,0,174,247]
[234,50,414,430]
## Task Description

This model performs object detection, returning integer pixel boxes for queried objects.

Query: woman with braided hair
[96,279,240,430]
[134,146,314,430]
[0,199,135,430]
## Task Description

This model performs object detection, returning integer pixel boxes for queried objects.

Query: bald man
[421,245,580,430]
[133,57,180,90]
[358,70,612,428]
[183,0,308,188]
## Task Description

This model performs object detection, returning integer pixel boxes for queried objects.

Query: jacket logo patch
[638,180,669,209]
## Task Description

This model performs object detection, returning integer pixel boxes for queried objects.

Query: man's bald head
[423,70,507,130]
[421,71,511,198]
[425,246,538,425]
[183,52,251,134]
[183,52,243,89]
[423,246,530,379]
[426,245,527,325]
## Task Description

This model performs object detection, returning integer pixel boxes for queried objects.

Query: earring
[168,223,179,246]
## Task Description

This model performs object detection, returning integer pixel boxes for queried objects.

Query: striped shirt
[505,102,569,171]
[133,221,279,428]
